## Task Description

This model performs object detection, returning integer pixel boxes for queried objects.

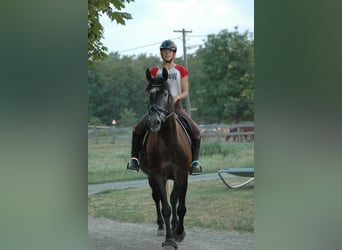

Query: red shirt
[150,64,188,97]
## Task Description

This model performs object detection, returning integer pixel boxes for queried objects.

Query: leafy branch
[88,0,134,65]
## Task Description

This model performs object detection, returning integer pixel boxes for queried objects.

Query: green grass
[88,134,254,232]
[88,179,254,232]
[88,134,254,184]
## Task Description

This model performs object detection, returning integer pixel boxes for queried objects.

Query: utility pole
[174,28,192,116]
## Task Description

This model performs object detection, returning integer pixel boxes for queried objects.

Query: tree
[191,28,254,123]
[88,28,254,125]
[118,108,137,127]
[88,52,161,125]
[88,0,134,65]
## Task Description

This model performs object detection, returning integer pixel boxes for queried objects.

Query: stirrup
[127,157,140,172]
[190,160,202,175]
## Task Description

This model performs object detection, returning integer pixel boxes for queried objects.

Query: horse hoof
[163,245,177,250]
[174,231,186,242]
[157,229,165,236]
[162,239,177,249]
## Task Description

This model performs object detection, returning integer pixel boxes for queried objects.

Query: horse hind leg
[174,199,186,242]
[173,179,188,242]
[170,184,179,234]
[155,197,165,236]
[161,202,178,250]
[157,180,177,249]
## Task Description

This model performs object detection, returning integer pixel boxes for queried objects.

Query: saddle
[176,115,192,144]
[141,115,192,147]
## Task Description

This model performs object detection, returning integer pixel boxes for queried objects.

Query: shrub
[89,116,102,125]
[201,142,223,156]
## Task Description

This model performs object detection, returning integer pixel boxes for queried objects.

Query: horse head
[145,68,174,132]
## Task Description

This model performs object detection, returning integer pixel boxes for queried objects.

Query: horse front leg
[174,178,188,242]
[148,177,164,235]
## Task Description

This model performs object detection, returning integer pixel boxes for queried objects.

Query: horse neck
[159,115,177,138]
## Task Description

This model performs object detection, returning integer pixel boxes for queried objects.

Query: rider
[126,39,202,175]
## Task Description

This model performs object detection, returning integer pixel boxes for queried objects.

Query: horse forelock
[149,86,159,94]
[146,76,170,93]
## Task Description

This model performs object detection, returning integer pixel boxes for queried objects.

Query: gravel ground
[88,173,254,249]
[88,216,254,250]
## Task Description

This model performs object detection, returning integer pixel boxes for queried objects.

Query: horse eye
[163,92,168,97]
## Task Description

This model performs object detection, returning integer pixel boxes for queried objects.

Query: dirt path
[88,174,253,249]
[88,173,221,195]
[88,216,254,250]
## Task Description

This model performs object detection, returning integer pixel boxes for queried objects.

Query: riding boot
[190,138,203,175]
[127,132,142,172]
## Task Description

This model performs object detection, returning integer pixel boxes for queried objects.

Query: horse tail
[159,180,171,209]
[165,180,171,204]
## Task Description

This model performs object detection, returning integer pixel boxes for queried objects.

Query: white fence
[88,125,131,144]
[88,122,254,144]
[199,122,254,142]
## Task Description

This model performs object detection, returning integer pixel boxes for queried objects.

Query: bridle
[147,85,175,123]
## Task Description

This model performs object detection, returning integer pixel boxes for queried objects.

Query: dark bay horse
[139,68,192,249]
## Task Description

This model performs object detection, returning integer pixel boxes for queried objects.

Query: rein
[165,111,176,120]
[148,104,175,123]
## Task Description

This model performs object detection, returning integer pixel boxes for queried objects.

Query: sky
[101,0,254,57]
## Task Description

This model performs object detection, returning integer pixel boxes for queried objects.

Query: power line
[117,34,210,54]
[119,42,161,53]
[119,36,181,53]
[117,34,209,54]
[188,34,208,38]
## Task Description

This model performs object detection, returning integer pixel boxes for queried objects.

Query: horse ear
[146,68,152,81]
[162,67,168,81]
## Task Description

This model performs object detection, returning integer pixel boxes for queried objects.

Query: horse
[226,126,254,142]
[139,68,192,249]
